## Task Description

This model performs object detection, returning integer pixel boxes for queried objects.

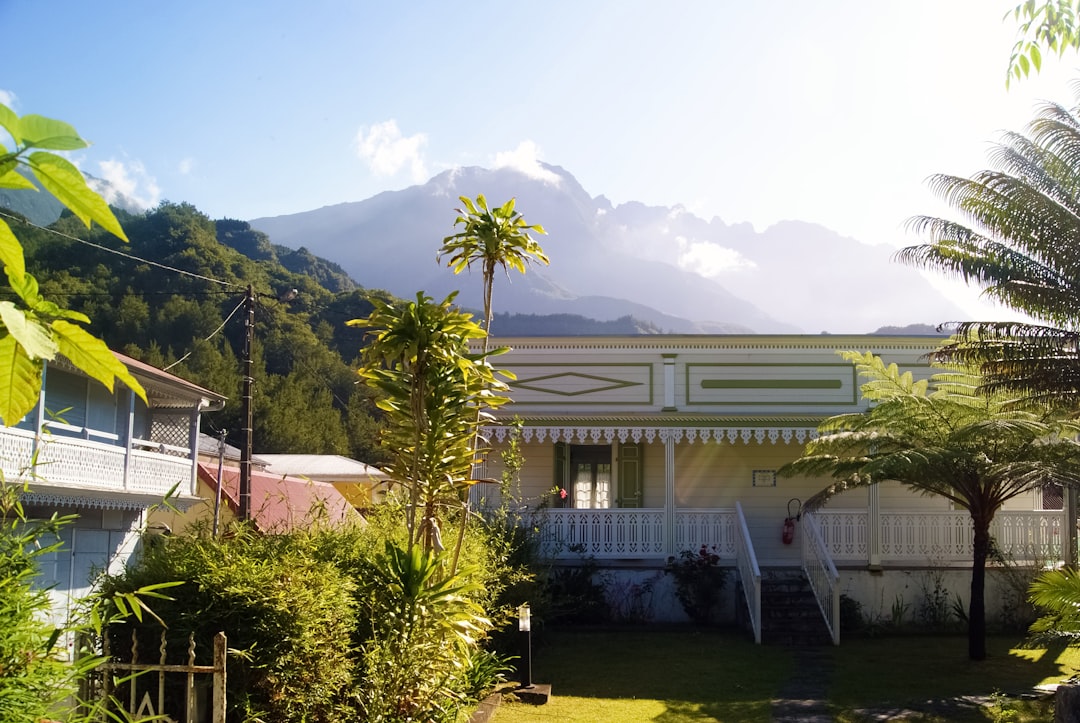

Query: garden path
[770,647,832,722]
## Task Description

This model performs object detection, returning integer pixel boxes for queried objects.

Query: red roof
[197,463,358,532]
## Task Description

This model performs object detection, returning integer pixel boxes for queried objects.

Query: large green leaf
[51,320,146,402]
[19,115,88,151]
[0,220,26,278]
[0,335,42,426]
[0,166,36,191]
[26,152,127,241]
[0,302,58,361]
[0,104,20,145]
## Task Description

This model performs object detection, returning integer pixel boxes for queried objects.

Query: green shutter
[618,442,643,508]
[553,442,568,507]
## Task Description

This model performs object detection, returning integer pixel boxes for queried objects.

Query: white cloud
[178,157,195,175]
[493,141,561,185]
[0,89,16,109]
[355,120,429,182]
[91,159,161,212]
[674,236,756,278]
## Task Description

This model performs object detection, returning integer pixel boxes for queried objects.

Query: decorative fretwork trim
[488,425,818,445]
[17,490,201,512]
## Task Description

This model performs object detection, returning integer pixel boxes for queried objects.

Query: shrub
[99,523,359,722]
[666,545,728,625]
[357,541,492,723]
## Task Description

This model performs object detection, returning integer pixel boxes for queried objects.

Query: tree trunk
[969,516,990,661]
[1056,684,1080,723]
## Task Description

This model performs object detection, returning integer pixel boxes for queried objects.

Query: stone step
[757,569,832,646]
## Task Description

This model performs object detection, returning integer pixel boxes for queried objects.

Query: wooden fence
[91,629,226,723]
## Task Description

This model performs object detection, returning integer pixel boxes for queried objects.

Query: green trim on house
[506,363,653,405]
[701,379,842,390]
[685,363,859,406]
[490,413,824,429]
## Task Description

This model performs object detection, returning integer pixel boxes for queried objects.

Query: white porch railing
[530,508,667,559]
[675,509,738,558]
[816,508,1065,565]
[0,426,193,499]
[801,511,840,645]
[529,507,739,560]
[735,502,762,644]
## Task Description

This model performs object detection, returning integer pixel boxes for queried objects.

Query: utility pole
[240,285,254,521]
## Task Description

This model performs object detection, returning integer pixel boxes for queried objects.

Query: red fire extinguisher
[782,498,802,545]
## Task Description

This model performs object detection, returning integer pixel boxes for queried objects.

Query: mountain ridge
[251,162,964,334]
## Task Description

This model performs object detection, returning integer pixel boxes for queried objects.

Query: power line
[0,210,241,289]
[164,296,248,371]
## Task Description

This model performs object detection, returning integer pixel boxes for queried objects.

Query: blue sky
[2,1,1077,315]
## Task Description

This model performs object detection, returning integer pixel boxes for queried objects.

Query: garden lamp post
[518,602,532,688]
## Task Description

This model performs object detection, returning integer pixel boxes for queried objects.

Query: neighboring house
[150,435,360,534]
[6,355,226,650]
[477,335,1067,640]
[257,453,390,510]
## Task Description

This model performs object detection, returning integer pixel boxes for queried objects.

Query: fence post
[213,631,227,723]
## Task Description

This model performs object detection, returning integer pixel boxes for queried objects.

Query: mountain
[250,163,967,333]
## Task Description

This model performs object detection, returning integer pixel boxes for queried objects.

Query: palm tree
[779,351,1080,660]
[897,86,1080,408]
[438,194,548,352]
[352,292,509,555]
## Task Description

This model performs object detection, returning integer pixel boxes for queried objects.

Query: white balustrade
[815,508,1065,565]
[734,502,762,644]
[0,426,194,498]
[801,511,840,645]
[530,508,666,559]
[674,509,738,557]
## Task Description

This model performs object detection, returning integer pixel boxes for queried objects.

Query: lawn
[491,628,1080,723]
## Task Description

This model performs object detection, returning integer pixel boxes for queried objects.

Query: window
[570,445,611,509]
[553,442,643,509]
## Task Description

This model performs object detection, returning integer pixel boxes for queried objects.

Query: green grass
[492,629,1080,723]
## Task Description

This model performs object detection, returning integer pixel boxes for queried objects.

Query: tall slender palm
[438,194,548,353]
[897,84,1080,407]
[780,351,1080,660]
[438,195,547,571]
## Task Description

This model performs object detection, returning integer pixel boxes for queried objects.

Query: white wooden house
[5,354,225,650]
[474,335,1067,641]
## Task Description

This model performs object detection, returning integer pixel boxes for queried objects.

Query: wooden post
[240,285,254,521]
[212,631,227,723]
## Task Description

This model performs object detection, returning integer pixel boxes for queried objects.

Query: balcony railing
[527,505,1066,566]
[816,508,1065,565]
[530,508,667,559]
[0,426,194,499]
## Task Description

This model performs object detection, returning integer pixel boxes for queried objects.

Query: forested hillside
[12,202,390,464]
[7,200,684,462]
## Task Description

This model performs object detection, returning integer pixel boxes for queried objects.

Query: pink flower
[559,488,568,499]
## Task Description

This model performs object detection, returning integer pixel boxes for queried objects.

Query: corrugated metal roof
[257,454,389,481]
[197,463,358,532]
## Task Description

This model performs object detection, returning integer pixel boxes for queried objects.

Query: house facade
[6,355,226,649]
[476,335,1067,640]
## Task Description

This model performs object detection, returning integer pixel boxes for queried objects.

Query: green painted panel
[701,379,842,390]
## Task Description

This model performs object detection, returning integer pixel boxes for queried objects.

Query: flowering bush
[666,545,728,625]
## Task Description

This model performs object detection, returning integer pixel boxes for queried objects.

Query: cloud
[90,159,161,212]
[178,157,195,175]
[355,120,429,182]
[0,89,15,109]
[493,141,561,185]
[674,236,756,278]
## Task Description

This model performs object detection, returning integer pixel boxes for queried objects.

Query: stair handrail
[734,501,762,644]
[801,510,841,645]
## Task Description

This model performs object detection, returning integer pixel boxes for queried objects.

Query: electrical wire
[0,210,241,289]
[164,296,248,371]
